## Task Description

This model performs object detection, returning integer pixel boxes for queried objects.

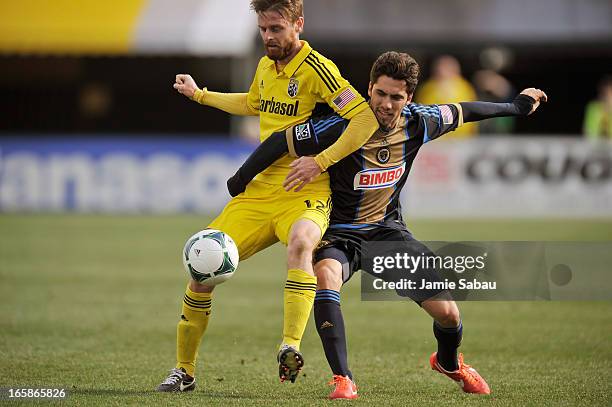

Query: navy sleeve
[226,113,350,197]
[287,113,349,157]
[460,94,536,122]
[226,132,288,197]
[406,103,461,143]
[407,94,538,146]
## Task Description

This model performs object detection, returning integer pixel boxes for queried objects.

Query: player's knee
[436,303,461,327]
[423,298,461,327]
[314,260,343,291]
[287,228,318,257]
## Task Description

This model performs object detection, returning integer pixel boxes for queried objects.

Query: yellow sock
[282,268,317,349]
[176,286,212,377]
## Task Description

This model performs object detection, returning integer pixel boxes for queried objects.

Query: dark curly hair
[370,52,420,95]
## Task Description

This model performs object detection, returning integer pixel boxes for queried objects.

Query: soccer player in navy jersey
[227,51,547,399]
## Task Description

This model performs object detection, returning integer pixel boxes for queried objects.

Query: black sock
[314,290,351,378]
[433,320,463,371]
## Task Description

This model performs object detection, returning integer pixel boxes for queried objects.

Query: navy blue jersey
[286,103,463,225]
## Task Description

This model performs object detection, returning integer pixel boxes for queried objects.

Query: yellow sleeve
[192,88,259,116]
[191,69,260,116]
[314,106,378,171]
[308,53,367,119]
[246,69,261,113]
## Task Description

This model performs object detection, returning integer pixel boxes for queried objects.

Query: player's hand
[283,157,323,192]
[520,88,548,115]
[173,74,199,99]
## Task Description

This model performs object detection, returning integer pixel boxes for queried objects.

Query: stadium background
[1,0,610,405]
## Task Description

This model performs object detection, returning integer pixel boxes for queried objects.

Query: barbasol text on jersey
[259,97,300,116]
[353,163,406,190]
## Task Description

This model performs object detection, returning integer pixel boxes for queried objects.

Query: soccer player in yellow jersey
[156,0,378,392]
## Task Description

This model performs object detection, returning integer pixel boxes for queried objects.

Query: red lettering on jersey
[353,163,406,190]
[359,174,370,185]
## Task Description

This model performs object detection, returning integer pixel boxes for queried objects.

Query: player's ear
[406,93,413,104]
[368,81,373,98]
[295,17,304,34]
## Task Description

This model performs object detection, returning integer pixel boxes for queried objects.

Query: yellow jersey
[244,41,367,187]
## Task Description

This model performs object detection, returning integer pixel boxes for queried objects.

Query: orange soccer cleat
[430,352,491,394]
[327,375,358,400]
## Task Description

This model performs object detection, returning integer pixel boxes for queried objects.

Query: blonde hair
[250,0,303,23]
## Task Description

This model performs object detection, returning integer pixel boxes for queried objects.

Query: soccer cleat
[430,352,490,394]
[327,375,358,400]
[156,367,196,392]
[277,345,304,383]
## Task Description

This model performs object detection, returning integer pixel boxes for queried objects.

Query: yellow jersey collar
[263,40,312,78]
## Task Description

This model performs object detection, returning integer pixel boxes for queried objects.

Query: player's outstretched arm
[173,74,259,116]
[461,88,548,122]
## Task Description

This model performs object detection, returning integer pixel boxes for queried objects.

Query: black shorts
[313,223,448,304]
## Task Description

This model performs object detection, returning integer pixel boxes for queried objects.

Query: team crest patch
[287,78,299,98]
[295,123,311,141]
[377,147,390,164]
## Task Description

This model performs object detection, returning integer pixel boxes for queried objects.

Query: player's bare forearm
[461,88,547,123]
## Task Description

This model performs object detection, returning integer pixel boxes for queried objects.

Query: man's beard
[375,110,397,132]
[265,42,293,61]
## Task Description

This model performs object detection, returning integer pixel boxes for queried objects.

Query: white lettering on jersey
[353,163,406,190]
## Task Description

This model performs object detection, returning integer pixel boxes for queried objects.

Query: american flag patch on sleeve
[332,88,356,110]
[439,105,454,125]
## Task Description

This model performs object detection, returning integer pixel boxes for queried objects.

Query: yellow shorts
[208,180,331,261]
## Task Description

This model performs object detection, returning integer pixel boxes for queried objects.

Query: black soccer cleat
[277,345,304,383]
[156,367,196,392]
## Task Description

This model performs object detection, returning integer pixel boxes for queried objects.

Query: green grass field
[1,215,611,406]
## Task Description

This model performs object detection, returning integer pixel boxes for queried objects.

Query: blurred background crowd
[1,0,610,139]
[0,0,611,217]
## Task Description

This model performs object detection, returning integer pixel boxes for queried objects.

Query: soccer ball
[182,229,239,286]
